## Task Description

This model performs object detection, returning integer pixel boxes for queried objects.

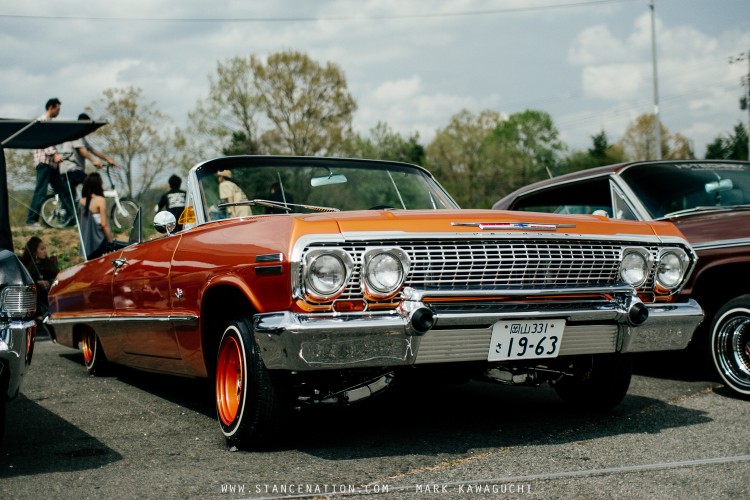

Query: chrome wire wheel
[216,334,244,428]
[712,304,750,396]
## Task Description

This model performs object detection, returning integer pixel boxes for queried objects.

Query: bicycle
[41,164,139,230]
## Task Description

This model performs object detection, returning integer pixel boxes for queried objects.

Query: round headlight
[362,248,410,299]
[656,249,686,290]
[367,253,403,292]
[620,248,650,287]
[304,249,353,300]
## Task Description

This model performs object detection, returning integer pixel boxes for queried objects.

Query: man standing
[158,174,187,231]
[217,170,250,218]
[57,113,119,225]
[26,98,64,229]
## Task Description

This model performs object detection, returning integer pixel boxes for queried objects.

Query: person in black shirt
[158,174,187,231]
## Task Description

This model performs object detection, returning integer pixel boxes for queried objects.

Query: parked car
[0,249,37,445]
[48,156,703,448]
[494,159,750,397]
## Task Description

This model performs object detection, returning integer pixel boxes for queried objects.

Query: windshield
[620,162,750,219]
[196,158,458,220]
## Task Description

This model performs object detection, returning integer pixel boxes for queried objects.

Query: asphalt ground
[1,337,748,499]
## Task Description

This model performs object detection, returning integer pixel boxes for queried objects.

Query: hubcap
[216,336,243,427]
[714,310,750,392]
[81,332,94,364]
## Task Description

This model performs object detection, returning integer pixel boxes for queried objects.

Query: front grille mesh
[302,238,661,304]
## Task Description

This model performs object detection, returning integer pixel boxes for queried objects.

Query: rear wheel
[215,318,285,449]
[111,200,139,229]
[711,296,750,397]
[553,353,632,411]
[41,196,71,228]
[81,329,108,375]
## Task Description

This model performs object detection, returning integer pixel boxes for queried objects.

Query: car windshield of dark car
[198,161,458,220]
[620,162,750,219]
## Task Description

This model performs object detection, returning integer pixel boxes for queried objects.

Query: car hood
[663,209,750,247]
[285,208,685,242]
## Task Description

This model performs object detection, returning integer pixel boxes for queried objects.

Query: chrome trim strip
[401,285,635,300]
[48,314,198,325]
[451,222,576,231]
[692,237,750,251]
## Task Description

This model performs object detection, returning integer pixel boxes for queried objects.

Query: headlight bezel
[361,247,411,300]
[655,247,689,291]
[302,249,354,302]
[619,247,652,288]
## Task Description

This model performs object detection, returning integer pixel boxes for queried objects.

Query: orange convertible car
[48,156,703,448]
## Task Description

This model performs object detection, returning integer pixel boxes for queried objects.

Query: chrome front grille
[301,238,661,304]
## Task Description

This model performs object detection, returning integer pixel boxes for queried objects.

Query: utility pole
[650,0,662,160]
[730,50,750,160]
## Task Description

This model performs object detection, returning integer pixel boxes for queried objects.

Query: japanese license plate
[488,319,565,361]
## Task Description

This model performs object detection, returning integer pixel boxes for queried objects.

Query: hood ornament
[451,222,576,231]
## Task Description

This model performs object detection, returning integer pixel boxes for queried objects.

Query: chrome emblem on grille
[451,222,576,231]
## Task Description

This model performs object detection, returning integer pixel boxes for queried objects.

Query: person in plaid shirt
[25,98,65,229]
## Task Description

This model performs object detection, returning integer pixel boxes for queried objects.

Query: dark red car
[494,160,750,397]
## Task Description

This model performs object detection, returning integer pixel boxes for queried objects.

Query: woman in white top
[79,172,114,259]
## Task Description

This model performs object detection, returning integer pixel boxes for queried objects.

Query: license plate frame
[488,319,565,361]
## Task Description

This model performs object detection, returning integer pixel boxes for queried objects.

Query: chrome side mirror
[154,211,177,235]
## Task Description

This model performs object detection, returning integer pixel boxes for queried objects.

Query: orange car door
[112,236,184,372]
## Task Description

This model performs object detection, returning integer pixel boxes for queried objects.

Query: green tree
[187,56,262,158]
[619,114,695,161]
[253,51,357,155]
[560,130,626,174]
[346,122,425,165]
[3,149,36,226]
[188,50,356,157]
[491,109,565,187]
[87,86,178,203]
[425,109,506,208]
[705,122,749,160]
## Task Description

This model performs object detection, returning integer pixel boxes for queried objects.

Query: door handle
[112,258,127,269]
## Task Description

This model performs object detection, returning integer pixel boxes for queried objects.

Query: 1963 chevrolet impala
[48,156,703,448]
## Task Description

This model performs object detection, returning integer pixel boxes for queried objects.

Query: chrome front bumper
[0,319,36,400]
[253,292,704,371]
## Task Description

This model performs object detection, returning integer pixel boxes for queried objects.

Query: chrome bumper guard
[253,287,704,371]
[0,319,36,400]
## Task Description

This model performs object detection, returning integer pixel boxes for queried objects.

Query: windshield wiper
[219,199,340,213]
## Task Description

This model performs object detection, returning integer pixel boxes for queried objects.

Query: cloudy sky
[2,0,749,157]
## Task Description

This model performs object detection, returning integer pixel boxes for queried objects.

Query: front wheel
[215,318,285,449]
[41,196,71,228]
[111,200,139,230]
[81,328,108,375]
[553,353,632,411]
[711,295,750,397]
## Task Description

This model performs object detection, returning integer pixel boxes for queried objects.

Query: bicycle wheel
[41,196,71,228]
[111,200,139,229]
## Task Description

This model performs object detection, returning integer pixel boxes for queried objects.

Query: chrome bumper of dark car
[253,289,704,371]
[0,319,36,400]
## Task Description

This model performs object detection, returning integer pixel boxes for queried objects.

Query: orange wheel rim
[216,336,243,426]
[81,331,94,364]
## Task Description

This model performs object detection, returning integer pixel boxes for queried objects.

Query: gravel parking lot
[1,338,748,499]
